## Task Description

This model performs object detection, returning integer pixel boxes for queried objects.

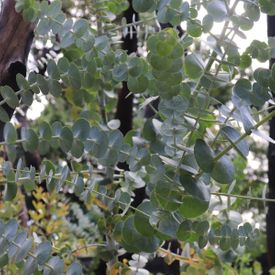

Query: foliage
[0,0,275,273]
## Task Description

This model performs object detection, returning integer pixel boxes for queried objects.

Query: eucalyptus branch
[211,107,236,146]
[211,192,275,203]
[214,109,275,161]
[71,243,107,255]
[7,237,54,271]
[187,2,236,145]
[194,109,275,179]
[104,16,156,35]
[158,247,199,264]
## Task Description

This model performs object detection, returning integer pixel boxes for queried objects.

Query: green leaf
[206,0,227,22]
[259,0,275,15]
[159,96,189,118]
[134,200,155,237]
[211,156,235,184]
[22,7,37,22]
[43,256,64,275]
[21,128,39,152]
[38,140,50,156]
[35,241,52,265]
[239,106,255,133]
[133,0,155,12]
[21,90,33,106]
[36,18,50,35]
[56,165,70,192]
[73,19,89,37]
[221,126,249,158]
[244,2,260,21]
[179,173,210,202]
[233,78,252,105]
[128,147,150,171]
[70,140,84,158]
[0,106,10,123]
[36,75,49,95]
[254,68,270,87]
[16,74,30,91]
[187,19,203,37]
[157,70,182,86]
[184,54,204,79]
[72,119,90,141]
[4,123,17,144]
[0,86,19,108]
[156,31,178,57]
[241,17,254,31]
[66,262,83,275]
[22,175,36,192]
[150,211,179,239]
[252,84,271,108]
[0,254,8,268]
[240,54,252,69]
[154,180,182,211]
[4,178,17,201]
[148,53,173,71]
[202,14,213,33]
[47,60,60,80]
[85,127,108,158]
[45,1,62,17]
[157,5,173,24]
[52,122,62,138]
[60,127,74,152]
[68,64,81,90]
[8,232,27,261]
[112,64,128,82]
[179,196,209,218]
[122,216,160,253]
[39,122,52,141]
[128,57,146,77]
[24,257,37,274]
[220,225,231,250]
[9,233,32,263]
[3,219,18,240]
[73,175,84,196]
[246,40,271,62]
[6,144,17,163]
[194,139,215,172]
[49,79,63,97]
[99,148,118,166]
[177,220,194,241]
[127,75,149,94]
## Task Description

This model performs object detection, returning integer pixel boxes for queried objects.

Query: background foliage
[0,0,275,273]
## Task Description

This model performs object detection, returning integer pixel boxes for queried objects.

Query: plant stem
[214,109,275,161]
[104,16,156,35]
[212,192,275,203]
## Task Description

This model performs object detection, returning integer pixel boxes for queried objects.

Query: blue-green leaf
[4,123,17,144]
[211,156,235,184]
[194,139,215,172]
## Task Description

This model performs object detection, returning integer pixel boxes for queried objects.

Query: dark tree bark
[0,0,34,141]
[115,0,138,136]
[114,1,148,208]
[267,15,275,270]
[0,0,34,228]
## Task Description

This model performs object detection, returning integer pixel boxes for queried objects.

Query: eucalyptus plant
[0,0,275,273]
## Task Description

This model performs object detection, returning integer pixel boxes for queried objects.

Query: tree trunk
[0,0,34,141]
[115,0,138,136]
[267,15,275,269]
